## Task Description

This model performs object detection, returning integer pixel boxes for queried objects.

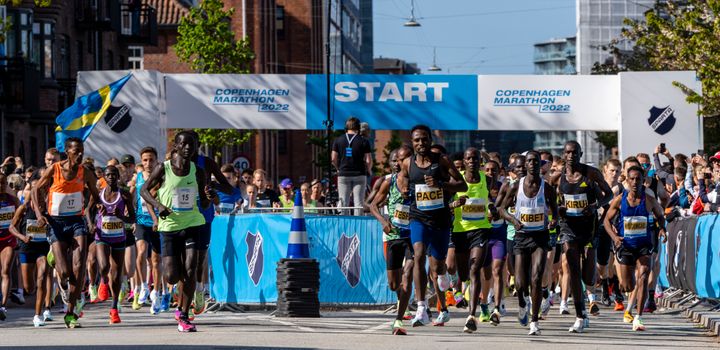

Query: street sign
[233,155,251,171]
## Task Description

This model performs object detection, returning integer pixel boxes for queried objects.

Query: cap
[280,178,293,189]
[120,154,135,165]
[710,151,720,161]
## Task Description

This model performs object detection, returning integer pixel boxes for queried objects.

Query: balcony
[119,4,158,46]
[533,51,568,63]
[75,0,122,32]
[0,57,40,115]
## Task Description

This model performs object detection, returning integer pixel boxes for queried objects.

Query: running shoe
[437,273,451,292]
[540,298,551,319]
[132,293,142,310]
[109,308,121,324]
[623,310,634,323]
[33,314,45,327]
[118,285,127,305]
[150,291,160,315]
[479,304,491,322]
[177,317,197,333]
[455,298,468,309]
[614,300,625,311]
[160,293,171,313]
[411,307,430,327]
[193,290,206,315]
[601,294,611,306]
[64,313,80,329]
[433,310,450,326]
[463,315,477,333]
[528,321,541,335]
[174,309,183,321]
[654,290,664,299]
[126,289,135,303]
[59,281,70,305]
[76,295,86,317]
[10,290,25,305]
[643,299,657,314]
[589,301,600,316]
[499,300,507,316]
[47,251,56,268]
[517,305,529,327]
[568,317,584,333]
[490,307,501,326]
[0,306,7,321]
[89,285,99,303]
[559,302,570,315]
[138,287,149,305]
[43,309,53,322]
[445,290,456,307]
[403,310,413,320]
[632,316,645,331]
[391,319,407,335]
[454,292,465,305]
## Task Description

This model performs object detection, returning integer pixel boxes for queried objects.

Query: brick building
[0,0,157,165]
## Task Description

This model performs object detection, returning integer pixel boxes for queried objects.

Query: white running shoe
[138,287,150,305]
[150,290,161,315]
[59,281,70,305]
[517,304,529,327]
[569,317,585,333]
[42,309,53,322]
[528,321,541,335]
[541,298,551,318]
[33,315,45,327]
[437,273,451,292]
[559,302,570,315]
[582,311,590,328]
[499,300,507,316]
[433,310,450,326]
[412,306,431,327]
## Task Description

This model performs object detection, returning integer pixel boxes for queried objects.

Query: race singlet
[171,187,196,212]
[50,192,83,216]
[564,193,588,216]
[0,205,14,229]
[519,207,545,231]
[391,204,410,229]
[27,219,48,242]
[461,198,487,221]
[415,184,444,211]
[217,202,235,215]
[138,195,148,214]
[623,216,648,237]
[101,216,125,238]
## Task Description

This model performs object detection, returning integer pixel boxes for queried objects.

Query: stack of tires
[276,258,320,317]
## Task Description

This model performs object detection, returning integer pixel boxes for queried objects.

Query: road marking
[268,318,316,332]
[363,321,391,333]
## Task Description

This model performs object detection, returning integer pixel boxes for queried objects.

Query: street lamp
[404,0,421,27]
[428,47,441,71]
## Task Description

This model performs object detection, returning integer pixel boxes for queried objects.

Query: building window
[6,10,33,58]
[32,21,54,78]
[276,6,285,40]
[128,45,143,70]
[57,35,70,79]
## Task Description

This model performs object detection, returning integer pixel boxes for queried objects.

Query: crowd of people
[0,120,718,335]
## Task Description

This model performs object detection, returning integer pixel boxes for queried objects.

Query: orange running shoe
[98,283,109,302]
[614,300,625,311]
[445,290,456,307]
[109,308,121,324]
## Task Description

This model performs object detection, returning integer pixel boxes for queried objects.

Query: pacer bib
[564,193,588,216]
[519,207,545,231]
[391,204,410,228]
[415,184,444,211]
[27,219,47,242]
[50,192,83,216]
[461,198,487,221]
[172,187,196,212]
[623,216,648,237]
[101,216,125,238]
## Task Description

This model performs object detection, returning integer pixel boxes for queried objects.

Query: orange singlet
[47,162,85,216]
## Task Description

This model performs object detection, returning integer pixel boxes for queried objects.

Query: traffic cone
[286,190,309,258]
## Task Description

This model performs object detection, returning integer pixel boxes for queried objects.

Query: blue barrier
[209,214,395,304]
[695,214,720,299]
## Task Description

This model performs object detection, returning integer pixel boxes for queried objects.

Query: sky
[372,0,577,74]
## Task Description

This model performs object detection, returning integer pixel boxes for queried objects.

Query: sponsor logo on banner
[245,231,264,286]
[213,88,292,113]
[493,89,572,113]
[104,104,132,133]
[336,233,361,287]
[647,106,676,135]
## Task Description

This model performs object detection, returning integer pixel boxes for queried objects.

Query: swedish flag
[55,73,133,152]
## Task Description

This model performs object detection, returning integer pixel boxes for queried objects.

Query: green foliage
[0,1,51,6]
[192,128,253,160]
[594,132,618,151]
[307,130,344,173]
[381,131,403,172]
[174,0,255,74]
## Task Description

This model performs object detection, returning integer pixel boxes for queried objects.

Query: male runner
[141,131,210,332]
[397,124,467,327]
[500,151,558,335]
[557,141,612,333]
[480,159,506,325]
[368,146,415,335]
[598,159,623,308]
[32,137,99,328]
[603,165,666,331]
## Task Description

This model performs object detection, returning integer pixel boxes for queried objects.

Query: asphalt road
[1,296,717,349]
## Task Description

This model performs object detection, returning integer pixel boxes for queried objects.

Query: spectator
[107,157,120,167]
[698,165,720,212]
[252,169,280,208]
[242,184,258,212]
[279,178,294,208]
[13,157,24,175]
[300,182,319,213]
[7,174,24,198]
[44,147,60,167]
[240,168,253,185]
[119,154,136,187]
[332,117,372,216]
[1,157,16,176]
[667,166,691,210]
[23,166,35,183]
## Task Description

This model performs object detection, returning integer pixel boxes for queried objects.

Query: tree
[306,130,344,174]
[381,130,403,172]
[174,0,256,158]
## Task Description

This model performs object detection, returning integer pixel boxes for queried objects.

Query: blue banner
[306,74,478,130]
[694,215,720,299]
[209,214,394,304]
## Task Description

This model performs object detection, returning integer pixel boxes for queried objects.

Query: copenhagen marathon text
[493,89,571,113]
[213,88,291,112]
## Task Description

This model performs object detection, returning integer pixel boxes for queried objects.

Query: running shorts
[384,238,413,270]
[409,220,450,261]
[161,225,201,257]
[513,230,551,255]
[47,216,88,244]
[615,244,653,266]
[135,224,161,255]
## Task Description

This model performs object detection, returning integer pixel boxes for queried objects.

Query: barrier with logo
[208,214,394,304]
[660,214,720,299]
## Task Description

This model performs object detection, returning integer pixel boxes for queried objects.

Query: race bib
[101,216,125,238]
[256,199,271,208]
[0,205,14,229]
[415,184,444,211]
[519,207,545,231]
[171,187,196,212]
[50,192,83,216]
[217,202,235,215]
[564,193,589,216]
[623,216,648,237]
[461,198,487,221]
[26,219,47,242]
[491,217,505,228]
[391,204,410,229]
[138,196,148,214]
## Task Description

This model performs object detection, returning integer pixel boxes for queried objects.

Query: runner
[557,141,613,333]
[368,146,415,335]
[480,159,506,325]
[94,165,135,324]
[449,147,497,333]
[9,173,53,326]
[598,159,623,309]
[603,165,667,331]
[0,174,20,321]
[499,151,558,335]
[31,137,99,328]
[140,131,210,332]
[397,124,467,327]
